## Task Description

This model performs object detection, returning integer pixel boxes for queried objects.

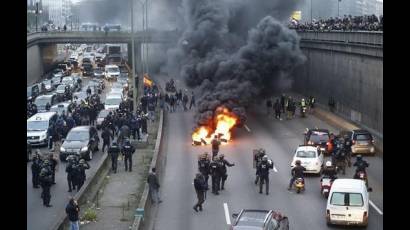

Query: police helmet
[79,159,85,164]
[325,161,332,167]
[262,155,268,161]
[295,160,301,165]
[356,155,362,161]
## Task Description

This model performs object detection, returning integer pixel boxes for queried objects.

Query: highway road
[151,76,383,230]
[27,73,115,230]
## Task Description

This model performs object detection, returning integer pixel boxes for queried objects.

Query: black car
[82,58,91,64]
[27,84,40,101]
[82,63,93,76]
[304,128,331,154]
[59,126,100,161]
[231,209,289,230]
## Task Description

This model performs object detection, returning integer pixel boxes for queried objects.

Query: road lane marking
[244,125,251,132]
[369,200,383,215]
[223,203,231,225]
[273,165,278,172]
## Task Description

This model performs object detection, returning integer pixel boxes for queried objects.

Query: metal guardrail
[297,31,383,47]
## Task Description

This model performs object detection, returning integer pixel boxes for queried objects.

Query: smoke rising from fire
[167,0,306,129]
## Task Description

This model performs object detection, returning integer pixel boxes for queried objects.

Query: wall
[292,32,383,136]
[27,44,44,86]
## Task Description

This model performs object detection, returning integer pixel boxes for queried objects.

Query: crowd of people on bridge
[289,14,383,32]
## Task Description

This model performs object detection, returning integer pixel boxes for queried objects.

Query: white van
[326,179,369,227]
[27,112,58,146]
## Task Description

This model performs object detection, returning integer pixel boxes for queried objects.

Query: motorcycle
[355,170,368,187]
[320,177,333,198]
[294,178,305,193]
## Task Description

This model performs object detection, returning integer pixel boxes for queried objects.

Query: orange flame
[192,107,238,145]
[143,74,153,87]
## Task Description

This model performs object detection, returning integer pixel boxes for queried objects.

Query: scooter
[294,178,305,193]
[320,177,334,198]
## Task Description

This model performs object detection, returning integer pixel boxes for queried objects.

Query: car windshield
[98,110,109,118]
[236,212,267,227]
[309,132,329,143]
[35,97,51,106]
[105,97,122,105]
[356,134,372,141]
[108,67,119,72]
[66,130,89,141]
[296,151,316,158]
[330,192,364,206]
[27,120,48,131]
[62,78,73,84]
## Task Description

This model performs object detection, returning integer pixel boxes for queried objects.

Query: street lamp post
[131,0,137,114]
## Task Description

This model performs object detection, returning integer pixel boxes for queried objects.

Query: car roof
[296,146,318,152]
[35,94,54,99]
[70,126,91,132]
[235,210,271,227]
[331,179,366,192]
[27,112,57,121]
[308,128,329,133]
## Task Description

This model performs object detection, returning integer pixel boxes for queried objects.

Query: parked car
[104,65,120,80]
[82,63,93,76]
[96,109,110,129]
[93,68,105,78]
[27,84,40,101]
[50,102,71,116]
[34,94,57,112]
[304,128,331,155]
[291,145,324,175]
[104,94,123,110]
[231,209,289,230]
[350,130,375,155]
[42,79,55,92]
[27,112,58,146]
[59,126,100,161]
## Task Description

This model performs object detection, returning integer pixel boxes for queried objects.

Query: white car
[291,145,324,175]
[50,102,71,116]
[104,65,120,80]
[104,94,123,110]
[110,88,124,98]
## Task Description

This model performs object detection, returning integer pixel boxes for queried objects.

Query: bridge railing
[297,31,383,47]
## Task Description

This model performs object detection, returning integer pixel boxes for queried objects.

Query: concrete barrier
[49,152,110,230]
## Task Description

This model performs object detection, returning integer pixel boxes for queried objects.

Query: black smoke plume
[168,0,306,129]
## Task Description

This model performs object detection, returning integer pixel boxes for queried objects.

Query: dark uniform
[193,173,207,212]
[198,154,211,186]
[39,166,53,207]
[257,157,273,195]
[122,140,135,172]
[66,156,77,192]
[219,155,235,190]
[108,142,120,173]
[31,154,42,188]
[211,137,221,158]
[254,149,266,185]
[48,154,58,184]
[209,158,221,195]
[101,127,113,153]
[76,159,90,191]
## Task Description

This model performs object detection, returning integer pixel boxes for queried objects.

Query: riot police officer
[108,142,120,173]
[218,154,235,190]
[257,155,273,195]
[254,148,266,184]
[39,166,53,207]
[76,159,90,191]
[48,153,58,185]
[31,151,42,188]
[198,152,211,186]
[209,156,221,195]
[122,139,135,172]
[66,155,77,192]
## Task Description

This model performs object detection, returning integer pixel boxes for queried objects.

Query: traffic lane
[26,148,105,230]
[27,77,113,229]
[247,106,383,211]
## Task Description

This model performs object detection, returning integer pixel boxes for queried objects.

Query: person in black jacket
[108,142,120,173]
[39,166,53,207]
[147,168,162,204]
[48,153,58,185]
[288,160,306,190]
[274,99,282,120]
[31,152,42,188]
[193,173,207,212]
[65,197,80,230]
[218,154,235,190]
[76,159,90,191]
[257,155,273,195]
[198,152,211,186]
[65,156,77,192]
[209,156,221,195]
[122,139,135,172]
[101,127,113,153]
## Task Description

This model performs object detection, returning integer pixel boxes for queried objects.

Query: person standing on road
[65,197,80,230]
[31,151,42,188]
[198,152,211,186]
[122,139,135,172]
[76,159,90,191]
[48,153,58,185]
[39,166,53,207]
[209,156,221,195]
[218,154,235,190]
[211,135,221,158]
[189,91,196,110]
[280,94,286,112]
[193,173,207,212]
[258,155,273,195]
[66,156,77,192]
[274,99,282,120]
[147,168,162,204]
[101,127,113,153]
[108,142,120,173]
[182,93,189,111]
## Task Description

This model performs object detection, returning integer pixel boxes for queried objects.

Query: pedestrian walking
[274,99,282,120]
[39,165,53,207]
[31,151,42,188]
[193,173,207,212]
[147,168,162,204]
[65,197,80,230]
[108,142,120,173]
[189,91,196,109]
[122,139,135,172]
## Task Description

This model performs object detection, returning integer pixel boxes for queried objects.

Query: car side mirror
[232,213,238,219]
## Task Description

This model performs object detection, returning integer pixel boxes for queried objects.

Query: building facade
[42,0,71,27]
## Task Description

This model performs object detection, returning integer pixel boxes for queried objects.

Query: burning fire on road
[192,107,238,146]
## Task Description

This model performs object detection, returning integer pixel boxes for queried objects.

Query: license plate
[332,215,346,220]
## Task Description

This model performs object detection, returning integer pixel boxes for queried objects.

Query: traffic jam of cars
[27,43,130,164]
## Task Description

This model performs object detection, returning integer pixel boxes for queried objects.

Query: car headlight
[81,146,88,152]
[40,134,47,140]
[60,146,66,152]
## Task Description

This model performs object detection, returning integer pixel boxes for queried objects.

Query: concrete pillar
[27,44,44,86]
[40,44,58,73]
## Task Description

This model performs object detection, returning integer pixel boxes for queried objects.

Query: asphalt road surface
[152,75,383,230]
[27,73,116,230]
